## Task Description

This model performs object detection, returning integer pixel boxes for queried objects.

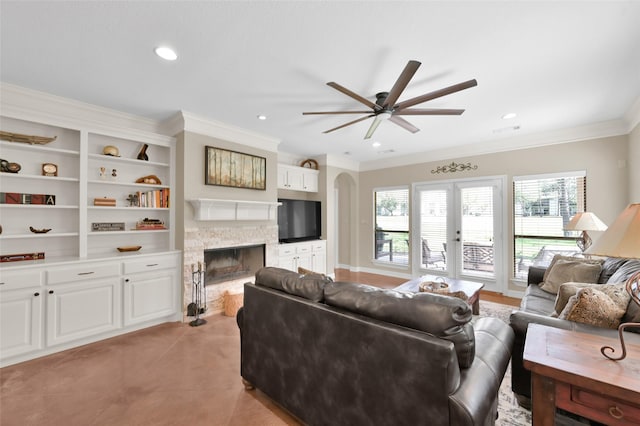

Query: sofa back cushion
[608,259,640,324]
[255,267,329,302]
[539,256,603,294]
[324,281,475,368]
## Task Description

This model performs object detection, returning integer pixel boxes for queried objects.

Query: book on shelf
[134,218,166,230]
[134,188,169,208]
[0,192,56,205]
[1,252,45,263]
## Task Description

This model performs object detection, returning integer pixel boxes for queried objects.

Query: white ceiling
[2,1,640,168]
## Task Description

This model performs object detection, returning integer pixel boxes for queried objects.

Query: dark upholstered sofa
[237,267,514,426]
[510,257,640,407]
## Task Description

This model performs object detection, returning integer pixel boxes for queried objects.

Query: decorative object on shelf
[42,163,58,177]
[564,211,608,251]
[584,203,640,361]
[102,145,120,157]
[91,222,125,231]
[300,159,319,170]
[126,193,139,207]
[99,166,107,179]
[205,146,266,190]
[29,226,51,234]
[135,218,166,230]
[116,245,142,252]
[0,252,45,263]
[0,192,55,205]
[135,174,161,185]
[1,159,21,173]
[137,143,149,161]
[188,262,207,326]
[93,197,116,207]
[431,161,478,174]
[0,130,57,145]
[111,168,117,180]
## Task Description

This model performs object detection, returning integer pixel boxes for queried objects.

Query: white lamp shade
[565,212,608,231]
[584,203,640,258]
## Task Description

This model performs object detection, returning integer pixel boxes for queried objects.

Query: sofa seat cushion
[520,284,556,316]
[539,256,603,294]
[324,281,475,368]
[255,267,329,302]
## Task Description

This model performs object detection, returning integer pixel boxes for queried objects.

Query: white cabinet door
[302,170,319,192]
[0,288,43,359]
[46,278,121,347]
[278,254,298,271]
[311,251,326,275]
[123,271,176,326]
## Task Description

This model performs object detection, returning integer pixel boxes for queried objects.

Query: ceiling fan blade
[383,60,421,108]
[364,116,383,139]
[389,115,420,133]
[394,108,465,116]
[327,82,380,110]
[303,111,373,115]
[394,79,478,110]
[323,114,375,134]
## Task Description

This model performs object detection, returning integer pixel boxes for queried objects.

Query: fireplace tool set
[188,262,207,327]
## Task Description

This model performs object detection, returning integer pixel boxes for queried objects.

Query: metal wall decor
[431,161,478,174]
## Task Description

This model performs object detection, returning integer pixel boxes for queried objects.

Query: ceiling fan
[303,60,477,139]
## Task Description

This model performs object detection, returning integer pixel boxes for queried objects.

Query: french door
[412,177,505,293]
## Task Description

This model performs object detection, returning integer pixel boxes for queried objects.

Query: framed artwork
[205,146,266,190]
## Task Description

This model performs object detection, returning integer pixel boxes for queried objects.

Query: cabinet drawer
[123,254,178,275]
[311,242,325,252]
[557,383,640,425]
[296,245,311,254]
[279,246,296,256]
[47,263,120,285]
[0,270,42,291]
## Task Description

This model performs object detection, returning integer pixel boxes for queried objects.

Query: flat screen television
[278,198,321,243]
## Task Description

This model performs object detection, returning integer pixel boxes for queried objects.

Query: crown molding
[162,111,280,153]
[359,119,629,171]
[0,83,173,144]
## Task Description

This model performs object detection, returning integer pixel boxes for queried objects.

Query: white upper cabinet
[277,164,319,192]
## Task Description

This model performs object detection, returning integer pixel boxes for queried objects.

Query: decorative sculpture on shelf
[137,143,149,161]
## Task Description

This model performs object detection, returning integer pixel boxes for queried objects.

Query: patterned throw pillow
[539,256,603,294]
[553,282,629,316]
[559,287,626,329]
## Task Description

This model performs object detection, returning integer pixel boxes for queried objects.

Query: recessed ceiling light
[372,142,381,148]
[257,115,267,120]
[502,112,517,120]
[155,46,177,61]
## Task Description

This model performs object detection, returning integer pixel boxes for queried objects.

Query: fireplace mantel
[188,198,281,221]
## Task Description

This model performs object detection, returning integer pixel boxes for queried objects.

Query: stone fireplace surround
[183,224,279,319]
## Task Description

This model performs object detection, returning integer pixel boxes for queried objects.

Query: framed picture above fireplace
[205,146,266,190]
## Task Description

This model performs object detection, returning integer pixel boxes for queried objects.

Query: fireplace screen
[204,244,265,285]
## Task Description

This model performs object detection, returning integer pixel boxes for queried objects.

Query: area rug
[476,301,531,426]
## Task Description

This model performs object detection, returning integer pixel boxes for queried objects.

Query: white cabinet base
[278,240,326,274]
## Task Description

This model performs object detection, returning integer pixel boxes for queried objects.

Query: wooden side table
[523,324,640,425]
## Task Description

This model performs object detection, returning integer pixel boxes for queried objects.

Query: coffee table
[395,275,484,314]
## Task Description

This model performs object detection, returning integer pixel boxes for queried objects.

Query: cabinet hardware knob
[0,282,5,285]
[609,406,624,419]
[146,264,158,267]
[125,279,130,283]
[34,292,40,297]
[77,272,94,276]
[48,290,54,294]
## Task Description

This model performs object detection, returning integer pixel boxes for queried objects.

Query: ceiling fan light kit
[303,60,477,139]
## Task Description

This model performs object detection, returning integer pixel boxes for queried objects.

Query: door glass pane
[374,188,409,265]
[461,186,494,276]
[419,189,447,270]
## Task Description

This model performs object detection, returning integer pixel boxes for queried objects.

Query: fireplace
[204,244,265,286]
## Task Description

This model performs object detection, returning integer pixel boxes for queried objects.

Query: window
[513,172,586,279]
[374,188,409,265]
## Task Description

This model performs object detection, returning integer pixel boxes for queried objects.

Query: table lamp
[565,211,608,251]
[584,203,640,361]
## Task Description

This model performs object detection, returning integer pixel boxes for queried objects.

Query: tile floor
[0,316,299,426]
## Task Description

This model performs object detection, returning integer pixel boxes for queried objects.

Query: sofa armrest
[527,266,547,286]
